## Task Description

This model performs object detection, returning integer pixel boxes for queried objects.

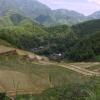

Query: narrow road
[60,64,100,76]
[37,61,100,76]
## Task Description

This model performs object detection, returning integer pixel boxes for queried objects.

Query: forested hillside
[0,13,49,50]
[72,19,100,37]
[68,20,100,61]
[0,13,100,61]
[66,32,100,61]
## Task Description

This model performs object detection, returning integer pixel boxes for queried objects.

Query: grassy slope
[0,39,12,47]
[0,46,99,100]
[0,53,87,93]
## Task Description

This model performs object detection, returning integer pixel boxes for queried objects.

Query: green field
[0,51,99,100]
[0,54,87,92]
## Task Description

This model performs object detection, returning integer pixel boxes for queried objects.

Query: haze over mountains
[0,0,100,26]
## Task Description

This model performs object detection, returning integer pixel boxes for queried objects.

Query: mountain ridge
[0,0,100,26]
[0,0,87,26]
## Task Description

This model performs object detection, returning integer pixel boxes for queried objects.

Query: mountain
[1,0,100,26]
[88,11,100,19]
[0,0,51,18]
[52,9,85,25]
[0,13,26,27]
[0,0,86,26]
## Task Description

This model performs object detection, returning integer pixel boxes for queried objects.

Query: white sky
[37,0,100,15]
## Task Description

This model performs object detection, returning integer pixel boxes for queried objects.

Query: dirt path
[37,62,100,76]
[60,64,100,76]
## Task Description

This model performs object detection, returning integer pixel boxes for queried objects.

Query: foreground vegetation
[0,77,100,100]
[16,78,100,100]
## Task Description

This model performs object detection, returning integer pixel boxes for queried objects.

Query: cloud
[88,0,100,5]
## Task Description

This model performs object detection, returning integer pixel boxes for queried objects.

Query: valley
[0,0,100,100]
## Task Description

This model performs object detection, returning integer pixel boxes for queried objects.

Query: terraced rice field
[0,54,86,97]
[0,46,99,98]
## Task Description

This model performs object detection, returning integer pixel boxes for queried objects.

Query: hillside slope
[0,45,99,99]
[0,13,49,50]
[0,13,100,62]
[0,45,88,97]
[72,19,100,37]
[68,20,100,61]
